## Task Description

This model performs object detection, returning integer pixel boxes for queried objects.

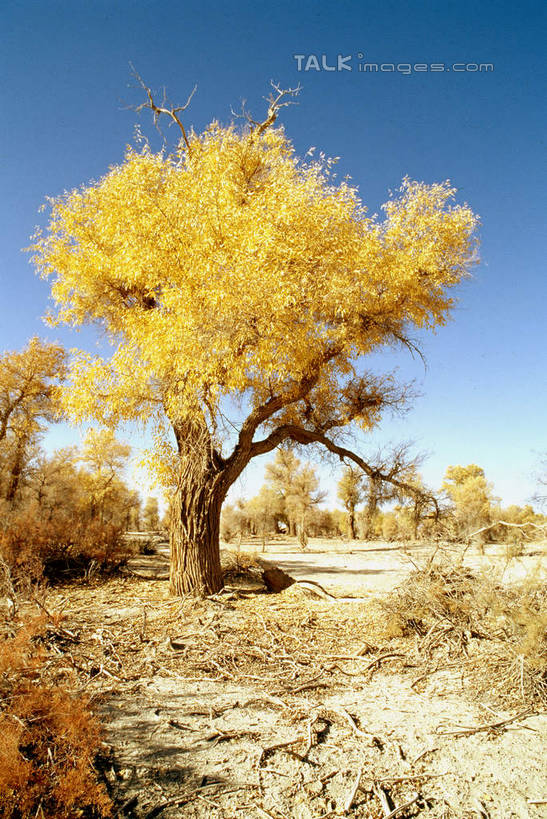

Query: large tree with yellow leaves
[31,84,478,596]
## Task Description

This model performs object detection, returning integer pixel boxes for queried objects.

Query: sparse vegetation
[0,613,111,819]
[383,551,547,707]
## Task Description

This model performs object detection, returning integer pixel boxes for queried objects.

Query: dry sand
[42,538,547,818]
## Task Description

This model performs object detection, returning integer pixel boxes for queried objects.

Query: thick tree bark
[169,476,225,596]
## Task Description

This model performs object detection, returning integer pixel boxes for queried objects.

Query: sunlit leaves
[30,119,479,468]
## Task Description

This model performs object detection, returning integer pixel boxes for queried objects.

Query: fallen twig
[332,707,372,739]
[143,784,242,818]
[344,767,363,812]
[374,783,392,816]
[272,673,326,695]
[383,794,421,819]
[363,652,406,673]
[437,708,537,737]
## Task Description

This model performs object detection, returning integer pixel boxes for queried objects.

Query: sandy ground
[37,539,547,818]
[148,538,547,596]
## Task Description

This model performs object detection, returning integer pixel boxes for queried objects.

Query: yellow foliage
[30,117,479,475]
[0,337,66,441]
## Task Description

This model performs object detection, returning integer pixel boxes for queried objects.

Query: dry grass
[382,553,547,707]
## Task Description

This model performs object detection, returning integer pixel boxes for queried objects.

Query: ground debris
[28,543,547,818]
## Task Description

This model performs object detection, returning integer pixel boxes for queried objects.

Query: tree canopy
[30,84,479,594]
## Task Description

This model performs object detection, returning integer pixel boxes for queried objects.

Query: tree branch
[467,520,547,540]
[251,81,301,137]
[226,346,342,463]
[250,424,439,515]
[131,64,196,153]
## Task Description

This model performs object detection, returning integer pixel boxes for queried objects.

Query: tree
[143,496,160,531]
[0,338,66,504]
[245,486,282,548]
[390,461,438,540]
[220,501,249,543]
[442,464,495,538]
[1,419,41,503]
[337,466,365,539]
[287,463,326,549]
[0,338,66,444]
[359,443,426,539]
[265,449,325,544]
[265,448,304,535]
[79,429,131,523]
[31,81,478,596]
[27,446,80,518]
[125,490,143,531]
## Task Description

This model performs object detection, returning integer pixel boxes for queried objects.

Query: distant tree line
[221,449,546,548]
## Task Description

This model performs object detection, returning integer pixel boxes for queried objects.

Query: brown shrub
[383,557,547,705]
[0,512,128,592]
[382,563,492,640]
[0,616,111,819]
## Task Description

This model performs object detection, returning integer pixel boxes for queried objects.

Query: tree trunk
[348,506,357,539]
[5,437,27,503]
[363,482,379,540]
[169,481,224,596]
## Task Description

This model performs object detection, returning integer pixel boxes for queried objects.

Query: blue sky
[1,0,546,507]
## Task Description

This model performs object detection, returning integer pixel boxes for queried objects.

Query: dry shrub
[383,555,547,705]
[0,512,128,592]
[490,579,547,704]
[382,562,492,642]
[221,549,263,584]
[0,615,111,819]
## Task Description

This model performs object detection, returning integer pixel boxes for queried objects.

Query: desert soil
[39,539,546,818]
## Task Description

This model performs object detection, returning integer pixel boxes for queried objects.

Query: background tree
[442,464,495,538]
[79,429,131,523]
[26,446,79,519]
[220,500,249,544]
[358,443,427,540]
[31,81,478,596]
[143,496,160,531]
[0,338,66,444]
[392,467,437,539]
[265,448,302,535]
[337,466,365,539]
[1,415,41,503]
[311,508,340,538]
[124,490,143,531]
[0,338,66,505]
[265,449,325,545]
[286,462,326,549]
[245,486,282,549]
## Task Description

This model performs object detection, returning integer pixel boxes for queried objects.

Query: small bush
[383,563,491,641]
[0,512,128,591]
[0,616,111,819]
[383,555,547,705]
[221,549,263,584]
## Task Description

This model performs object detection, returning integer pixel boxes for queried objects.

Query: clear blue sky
[1,0,546,507]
